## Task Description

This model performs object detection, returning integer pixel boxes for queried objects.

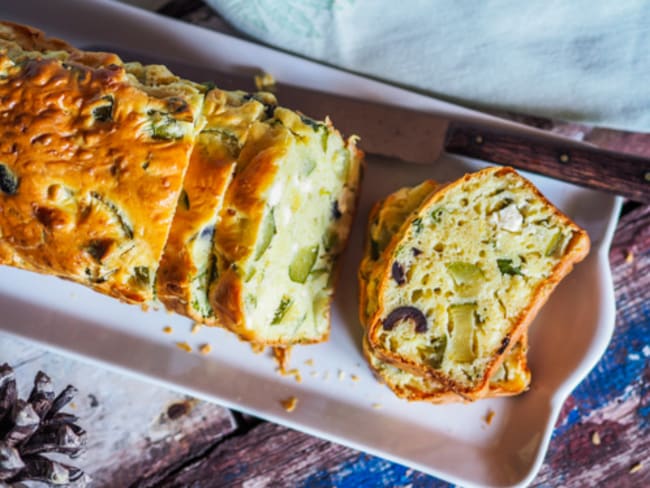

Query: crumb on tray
[281,396,298,413]
[273,347,292,375]
[484,409,495,425]
[191,323,202,334]
[163,325,173,334]
[175,341,192,353]
[198,343,212,355]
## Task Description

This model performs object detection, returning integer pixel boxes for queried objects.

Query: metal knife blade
[92,46,650,203]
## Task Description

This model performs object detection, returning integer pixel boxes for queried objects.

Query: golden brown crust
[0,24,201,303]
[155,132,235,319]
[367,167,590,397]
[362,333,530,404]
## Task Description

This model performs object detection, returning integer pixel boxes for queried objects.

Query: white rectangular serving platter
[0,1,621,486]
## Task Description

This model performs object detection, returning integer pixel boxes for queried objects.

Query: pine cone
[0,364,89,486]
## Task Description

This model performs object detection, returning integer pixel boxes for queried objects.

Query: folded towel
[205,0,650,132]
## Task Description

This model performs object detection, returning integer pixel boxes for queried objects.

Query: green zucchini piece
[92,95,114,122]
[254,208,276,260]
[289,245,319,284]
[133,266,150,287]
[271,296,293,325]
[447,303,477,362]
[446,262,483,285]
[428,335,447,369]
[545,229,565,257]
[148,110,184,140]
[497,258,522,276]
[431,206,444,223]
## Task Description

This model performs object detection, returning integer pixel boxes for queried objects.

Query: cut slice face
[209,108,363,345]
[359,182,530,403]
[0,25,205,303]
[367,166,590,396]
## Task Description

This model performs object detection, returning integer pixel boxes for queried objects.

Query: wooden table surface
[2,2,649,486]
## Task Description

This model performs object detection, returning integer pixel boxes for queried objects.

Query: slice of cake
[156,89,275,321]
[0,23,205,304]
[209,108,363,345]
[359,180,530,402]
[367,167,590,398]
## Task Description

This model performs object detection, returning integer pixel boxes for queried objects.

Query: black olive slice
[391,261,406,285]
[383,306,427,333]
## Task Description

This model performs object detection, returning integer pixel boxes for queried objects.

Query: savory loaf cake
[362,334,530,403]
[156,89,275,320]
[0,23,205,303]
[367,166,590,398]
[209,108,363,345]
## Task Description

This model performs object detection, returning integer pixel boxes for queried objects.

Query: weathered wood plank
[531,203,650,486]
[0,335,238,487]
[157,421,452,487]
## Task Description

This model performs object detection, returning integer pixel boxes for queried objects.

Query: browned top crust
[0,22,203,303]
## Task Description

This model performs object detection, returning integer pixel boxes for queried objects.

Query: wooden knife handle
[444,123,650,203]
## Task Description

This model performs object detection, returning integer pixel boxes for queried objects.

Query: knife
[94,46,649,203]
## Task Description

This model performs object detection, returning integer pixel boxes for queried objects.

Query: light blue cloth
[205,0,650,131]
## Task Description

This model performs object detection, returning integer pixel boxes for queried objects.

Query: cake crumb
[629,462,643,474]
[350,374,360,382]
[304,358,314,366]
[273,347,292,375]
[255,72,276,92]
[198,343,212,355]
[338,370,345,381]
[310,371,318,377]
[163,326,173,334]
[371,403,383,409]
[281,396,298,413]
[484,409,495,425]
[250,343,266,355]
[591,431,601,446]
[191,323,202,334]
[175,342,192,353]
[287,368,302,383]
[625,250,634,263]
